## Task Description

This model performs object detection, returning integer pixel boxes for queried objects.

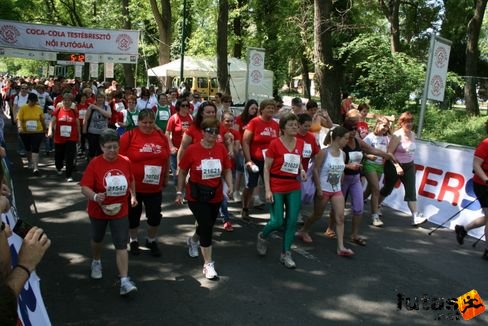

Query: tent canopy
[147,56,273,78]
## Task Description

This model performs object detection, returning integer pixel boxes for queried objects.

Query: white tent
[147,56,273,104]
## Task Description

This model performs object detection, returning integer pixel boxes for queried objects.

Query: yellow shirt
[17,104,44,133]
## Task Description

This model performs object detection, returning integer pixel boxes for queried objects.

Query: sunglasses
[180,104,189,108]
[204,128,219,135]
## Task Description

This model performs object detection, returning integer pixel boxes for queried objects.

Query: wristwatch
[1,221,5,232]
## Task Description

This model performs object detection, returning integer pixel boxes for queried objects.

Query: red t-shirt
[77,102,89,122]
[473,138,488,185]
[220,127,240,169]
[80,155,133,220]
[235,115,252,138]
[266,137,305,193]
[119,128,170,193]
[246,116,279,161]
[52,107,79,144]
[296,131,320,172]
[53,95,64,108]
[166,113,193,148]
[179,142,231,203]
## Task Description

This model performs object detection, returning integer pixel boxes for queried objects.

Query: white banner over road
[0,47,56,61]
[0,19,139,55]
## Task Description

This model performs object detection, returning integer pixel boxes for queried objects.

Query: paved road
[7,124,488,325]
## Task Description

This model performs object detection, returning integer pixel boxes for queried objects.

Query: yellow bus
[173,77,219,99]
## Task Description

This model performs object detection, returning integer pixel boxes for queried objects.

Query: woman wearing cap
[119,109,170,257]
[176,117,233,280]
[17,92,46,176]
[48,93,80,182]
[80,129,138,296]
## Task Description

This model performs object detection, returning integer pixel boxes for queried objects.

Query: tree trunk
[232,0,245,58]
[464,0,487,116]
[217,0,230,95]
[301,53,311,99]
[379,0,401,53]
[121,0,135,88]
[314,0,341,123]
[149,0,172,90]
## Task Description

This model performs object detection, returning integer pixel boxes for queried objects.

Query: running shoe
[120,278,137,296]
[145,240,161,257]
[202,261,218,280]
[454,225,467,245]
[129,241,141,255]
[280,251,296,269]
[33,169,40,176]
[66,177,74,182]
[371,214,384,227]
[187,236,199,258]
[412,212,428,226]
[223,221,234,232]
[90,260,102,279]
[56,169,63,176]
[256,232,268,256]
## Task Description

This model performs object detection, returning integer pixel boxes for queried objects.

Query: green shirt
[155,105,171,131]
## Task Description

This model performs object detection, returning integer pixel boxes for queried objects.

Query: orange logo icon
[457,290,485,320]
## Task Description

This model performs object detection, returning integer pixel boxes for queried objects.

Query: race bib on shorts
[201,159,222,180]
[142,165,162,185]
[281,154,300,174]
[79,110,87,120]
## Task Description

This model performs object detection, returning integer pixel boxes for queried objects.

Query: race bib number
[79,109,87,120]
[281,154,300,174]
[303,143,312,158]
[159,110,170,120]
[26,120,38,131]
[105,175,128,196]
[348,151,363,164]
[60,125,72,137]
[376,144,387,152]
[201,159,222,180]
[142,165,162,185]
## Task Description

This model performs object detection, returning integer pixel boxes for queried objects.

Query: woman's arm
[312,149,325,191]
[177,133,193,165]
[473,156,488,182]
[175,169,188,204]
[48,116,56,138]
[223,168,233,198]
[242,129,254,168]
[263,156,274,203]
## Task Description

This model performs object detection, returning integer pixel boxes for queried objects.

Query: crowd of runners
[1,74,486,298]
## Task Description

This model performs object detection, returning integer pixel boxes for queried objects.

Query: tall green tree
[465,0,488,116]
[217,0,230,95]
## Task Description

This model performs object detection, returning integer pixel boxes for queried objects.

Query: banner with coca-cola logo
[0,19,139,56]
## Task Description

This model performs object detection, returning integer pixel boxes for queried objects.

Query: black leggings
[86,133,102,159]
[55,141,77,178]
[20,133,44,153]
[188,201,221,247]
[128,192,163,229]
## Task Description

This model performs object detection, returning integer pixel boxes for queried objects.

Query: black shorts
[473,182,488,208]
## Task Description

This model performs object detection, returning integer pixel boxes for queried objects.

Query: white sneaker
[412,212,428,226]
[280,251,296,269]
[253,196,265,207]
[256,232,268,256]
[233,191,242,202]
[203,261,218,279]
[120,278,138,296]
[90,260,102,279]
[371,214,384,227]
[66,177,74,182]
[56,169,63,176]
[187,236,199,258]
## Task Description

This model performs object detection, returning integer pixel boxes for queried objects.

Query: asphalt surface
[6,123,488,325]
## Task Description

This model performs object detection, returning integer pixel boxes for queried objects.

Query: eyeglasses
[204,128,219,135]
[103,144,119,150]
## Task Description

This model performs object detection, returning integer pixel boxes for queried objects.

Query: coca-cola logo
[116,34,133,51]
[0,25,20,44]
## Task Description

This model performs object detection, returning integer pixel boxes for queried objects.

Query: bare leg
[115,249,128,278]
[301,194,328,232]
[147,225,159,239]
[331,195,348,252]
[200,245,213,264]
[351,213,362,240]
[91,240,102,260]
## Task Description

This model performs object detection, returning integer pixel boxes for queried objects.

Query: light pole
[179,0,187,84]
